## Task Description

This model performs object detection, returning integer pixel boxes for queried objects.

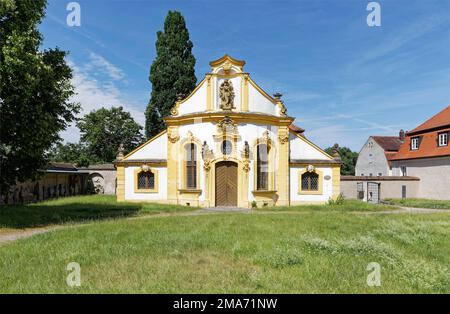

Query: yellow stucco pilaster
[167,126,179,204]
[206,74,213,111]
[239,164,250,208]
[240,74,249,112]
[276,126,290,206]
[202,168,211,207]
[332,165,341,199]
[116,166,125,202]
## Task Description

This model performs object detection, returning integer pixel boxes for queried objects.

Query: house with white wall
[355,133,404,176]
[391,106,450,200]
[348,105,450,201]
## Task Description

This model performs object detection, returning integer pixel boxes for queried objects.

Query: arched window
[186,143,197,189]
[301,172,319,191]
[138,171,155,190]
[256,144,269,190]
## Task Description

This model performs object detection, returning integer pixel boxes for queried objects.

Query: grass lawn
[385,198,450,210]
[264,199,397,212]
[0,195,194,230]
[0,196,449,293]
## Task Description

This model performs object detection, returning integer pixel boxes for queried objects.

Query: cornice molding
[165,112,294,126]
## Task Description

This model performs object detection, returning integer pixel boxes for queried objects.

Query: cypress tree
[145,11,197,138]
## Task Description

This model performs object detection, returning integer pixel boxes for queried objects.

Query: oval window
[222,140,232,155]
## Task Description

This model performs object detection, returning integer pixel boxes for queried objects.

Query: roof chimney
[399,129,405,141]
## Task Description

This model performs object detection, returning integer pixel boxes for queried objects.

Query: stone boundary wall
[341,176,420,200]
[0,172,89,205]
[1,164,117,205]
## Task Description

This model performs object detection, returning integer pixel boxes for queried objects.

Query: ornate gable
[209,54,246,74]
[168,55,288,118]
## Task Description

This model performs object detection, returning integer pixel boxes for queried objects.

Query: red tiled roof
[372,136,402,152]
[408,105,450,135]
[391,106,450,160]
[390,127,450,160]
[289,124,305,133]
[385,151,398,167]
[385,151,397,160]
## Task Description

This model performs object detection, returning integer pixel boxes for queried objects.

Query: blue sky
[39,0,450,150]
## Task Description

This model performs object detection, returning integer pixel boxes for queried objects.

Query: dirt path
[0,210,215,245]
[1,206,449,245]
[0,227,61,245]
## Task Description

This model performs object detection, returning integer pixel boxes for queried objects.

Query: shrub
[328,193,345,205]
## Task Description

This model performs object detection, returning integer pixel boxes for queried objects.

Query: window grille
[138,171,155,190]
[301,172,319,191]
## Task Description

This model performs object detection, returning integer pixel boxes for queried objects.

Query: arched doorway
[215,161,238,206]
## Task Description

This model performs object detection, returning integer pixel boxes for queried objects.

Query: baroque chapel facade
[115,55,341,207]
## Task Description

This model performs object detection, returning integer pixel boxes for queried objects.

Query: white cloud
[297,13,450,151]
[86,52,125,81]
[349,14,450,70]
[60,57,145,143]
[306,124,356,150]
[297,111,403,151]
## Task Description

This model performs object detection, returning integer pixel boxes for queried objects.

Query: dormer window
[438,132,448,147]
[411,137,420,150]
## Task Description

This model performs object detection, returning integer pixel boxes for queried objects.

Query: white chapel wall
[248,83,277,115]
[125,133,167,160]
[124,166,168,201]
[289,133,330,160]
[289,166,334,203]
[177,81,208,116]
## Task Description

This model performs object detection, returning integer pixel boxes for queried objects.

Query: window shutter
[418,136,423,148]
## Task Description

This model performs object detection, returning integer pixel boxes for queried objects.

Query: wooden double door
[215,161,238,207]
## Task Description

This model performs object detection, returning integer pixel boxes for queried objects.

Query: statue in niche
[201,141,213,160]
[116,143,125,160]
[243,141,250,159]
[202,141,214,171]
[219,79,235,110]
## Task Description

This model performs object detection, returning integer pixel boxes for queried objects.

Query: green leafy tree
[77,106,144,163]
[0,0,79,196]
[325,145,359,175]
[145,11,197,138]
[49,143,92,168]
